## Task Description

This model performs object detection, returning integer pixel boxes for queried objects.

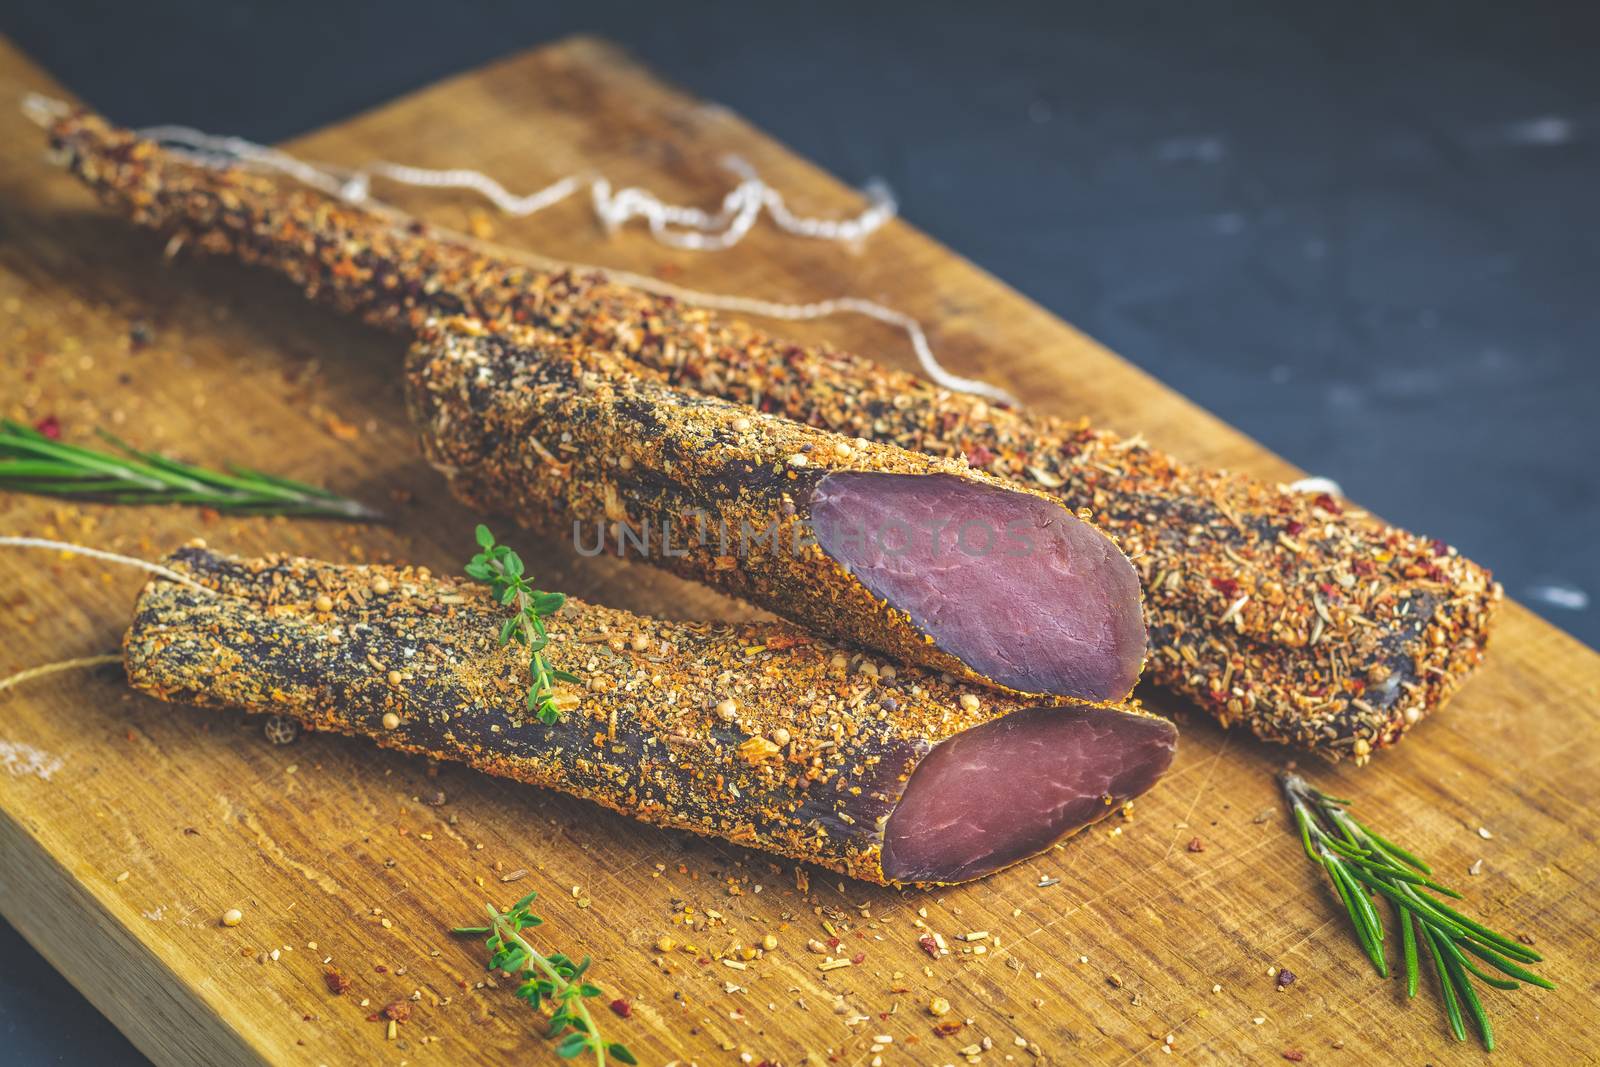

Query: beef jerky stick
[123,547,1177,886]
[47,112,1499,759]
[407,318,1145,703]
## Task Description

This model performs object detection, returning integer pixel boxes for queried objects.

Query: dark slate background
[2,2,1595,1061]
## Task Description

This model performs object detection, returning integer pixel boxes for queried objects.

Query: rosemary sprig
[0,419,382,520]
[452,892,636,1065]
[464,524,578,723]
[1280,772,1552,1050]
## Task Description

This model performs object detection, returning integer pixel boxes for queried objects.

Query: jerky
[407,318,1145,702]
[50,113,1499,758]
[122,548,1176,885]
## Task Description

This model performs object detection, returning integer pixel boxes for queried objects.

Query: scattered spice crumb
[1187,837,1206,852]
[220,908,243,927]
[324,967,351,995]
[1276,969,1297,990]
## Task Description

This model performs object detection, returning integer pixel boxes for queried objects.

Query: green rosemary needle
[0,419,382,520]
[464,524,578,723]
[1280,772,1552,1050]
[452,892,636,1065]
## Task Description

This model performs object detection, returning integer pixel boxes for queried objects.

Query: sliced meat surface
[881,704,1177,884]
[811,472,1146,702]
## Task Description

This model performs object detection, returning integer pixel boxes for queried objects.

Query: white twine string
[132,122,898,251]
[338,156,899,252]
[19,95,1015,406]
[0,534,216,696]
[0,536,214,597]
[1287,476,1345,498]
[0,654,122,695]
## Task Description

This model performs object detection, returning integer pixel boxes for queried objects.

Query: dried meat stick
[48,112,1499,759]
[407,318,1146,703]
[123,547,1176,886]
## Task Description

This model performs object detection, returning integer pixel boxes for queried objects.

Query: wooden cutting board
[1,33,1597,1066]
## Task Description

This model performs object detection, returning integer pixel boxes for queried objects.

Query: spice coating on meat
[406,318,1145,702]
[121,548,1175,885]
[50,112,1500,758]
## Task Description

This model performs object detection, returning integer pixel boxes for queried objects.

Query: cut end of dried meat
[124,547,1175,887]
[809,472,1146,701]
[880,704,1177,884]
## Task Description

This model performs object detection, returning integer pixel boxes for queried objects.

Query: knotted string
[21,94,1016,405]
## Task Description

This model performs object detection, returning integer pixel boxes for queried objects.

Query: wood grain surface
[2,33,1597,1066]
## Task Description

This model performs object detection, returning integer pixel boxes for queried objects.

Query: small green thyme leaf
[452,893,634,1066]
[465,525,576,721]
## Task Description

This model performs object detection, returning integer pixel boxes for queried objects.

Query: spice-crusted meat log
[123,548,1177,886]
[49,112,1500,758]
[407,318,1145,703]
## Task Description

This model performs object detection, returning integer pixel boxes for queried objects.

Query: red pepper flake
[1282,1050,1306,1062]
[826,937,841,951]
[374,964,388,973]
[382,1000,411,1022]
[1186,837,1206,853]
[918,935,939,959]
[1285,520,1304,536]
[609,998,633,1019]
[850,951,866,965]
[1313,493,1342,515]
[323,967,351,995]
[1209,577,1240,599]
[33,415,61,440]
[933,1020,965,1037]
[1430,538,1449,557]
[1318,582,1338,597]
[965,444,996,467]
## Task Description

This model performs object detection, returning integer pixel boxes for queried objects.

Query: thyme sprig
[0,419,382,520]
[452,892,636,1065]
[465,525,577,723]
[1280,772,1552,1050]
